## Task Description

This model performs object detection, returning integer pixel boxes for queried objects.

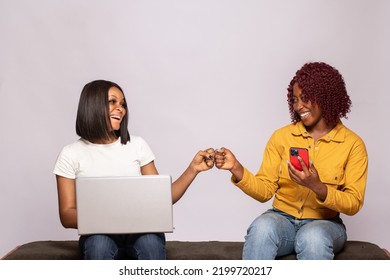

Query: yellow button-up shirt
[234,122,368,219]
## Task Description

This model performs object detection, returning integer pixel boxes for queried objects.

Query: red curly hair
[287,62,352,127]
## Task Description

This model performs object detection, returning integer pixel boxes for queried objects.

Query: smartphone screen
[289,147,309,171]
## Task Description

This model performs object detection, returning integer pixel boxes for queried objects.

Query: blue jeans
[243,209,347,260]
[79,233,166,260]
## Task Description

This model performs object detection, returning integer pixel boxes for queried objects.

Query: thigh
[243,209,296,259]
[295,219,347,259]
[249,209,295,237]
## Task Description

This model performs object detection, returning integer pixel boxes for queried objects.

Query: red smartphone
[289,147,309,171]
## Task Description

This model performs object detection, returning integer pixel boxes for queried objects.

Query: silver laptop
[75,175,173,235]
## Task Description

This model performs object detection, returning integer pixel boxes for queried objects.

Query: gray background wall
[1,0,389,258]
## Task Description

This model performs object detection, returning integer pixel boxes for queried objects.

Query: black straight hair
[75,80,130,144]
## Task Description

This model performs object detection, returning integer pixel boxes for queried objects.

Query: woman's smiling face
[292,82,323,130]
[108,86,126,131]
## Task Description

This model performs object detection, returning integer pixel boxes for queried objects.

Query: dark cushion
[166,240,390,260]
[3,241,82,260]
[3,240,389,260]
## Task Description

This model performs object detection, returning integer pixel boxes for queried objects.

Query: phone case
[289,147,309,171]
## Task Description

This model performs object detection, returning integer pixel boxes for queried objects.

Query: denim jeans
[79,233,166,260]
[243,208,347,260]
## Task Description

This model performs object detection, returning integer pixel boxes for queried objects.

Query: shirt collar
[291,121,346,143]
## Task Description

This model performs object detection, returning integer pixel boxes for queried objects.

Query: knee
[297,222,339,248]
[296,227,334,260]
[134,233,166,260]
[243,213,293,259]
[82,235,118,260]
[299,232,331,248]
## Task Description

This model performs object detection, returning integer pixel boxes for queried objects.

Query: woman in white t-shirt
[53,80,215,260]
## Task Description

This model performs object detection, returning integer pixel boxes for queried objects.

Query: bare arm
[171,149,215,204]
[141,161,159,175]
[56,175,78,229]
[141,149,215,204]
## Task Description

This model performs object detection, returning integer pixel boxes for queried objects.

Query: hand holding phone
[289,147,309,171]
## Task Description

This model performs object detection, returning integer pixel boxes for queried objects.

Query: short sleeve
[53,146,77,179]
[134,136,155,167]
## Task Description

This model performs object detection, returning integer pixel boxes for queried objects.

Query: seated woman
[53,80,215,260]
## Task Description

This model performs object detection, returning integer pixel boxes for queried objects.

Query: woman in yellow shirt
[215,62,368,260]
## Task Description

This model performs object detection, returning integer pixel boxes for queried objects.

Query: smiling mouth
[110,115,122,121]
[300,112,310,119]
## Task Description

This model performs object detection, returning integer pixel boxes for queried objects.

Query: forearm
[230,161,245,182]
[59,208,78,229]
[234,168,277,202]
[56,175,78,229]
[171,165,198,204]
[309,181,328,202]
[321,184,364,216]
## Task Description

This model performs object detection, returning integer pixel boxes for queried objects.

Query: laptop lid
[75,175,173,235]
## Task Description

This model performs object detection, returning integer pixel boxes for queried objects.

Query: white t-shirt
[53,136,155,179]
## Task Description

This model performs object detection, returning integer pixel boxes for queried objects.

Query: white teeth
[111,115,121,120]
[300,112,309,118]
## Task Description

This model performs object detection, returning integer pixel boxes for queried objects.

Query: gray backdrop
[1,0,389,258]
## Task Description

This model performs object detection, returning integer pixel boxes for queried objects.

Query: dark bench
[3,240,389,260]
